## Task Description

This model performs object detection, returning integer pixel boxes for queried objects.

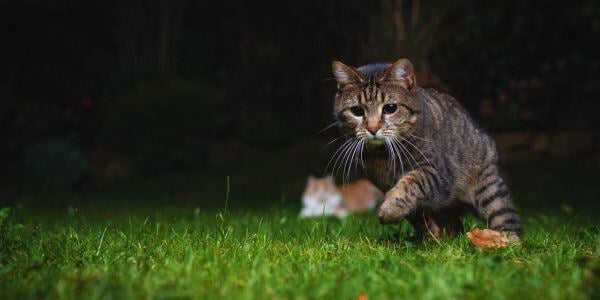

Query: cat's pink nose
[366,126,380,135]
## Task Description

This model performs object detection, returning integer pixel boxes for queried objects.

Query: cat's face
[302,175,341,206]
[331,59,420,147]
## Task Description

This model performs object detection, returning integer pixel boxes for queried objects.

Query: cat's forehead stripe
[361,82,383,105]
[359,89,366,105]
[376,88,383,103]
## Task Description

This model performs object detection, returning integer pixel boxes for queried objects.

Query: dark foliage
[20,139,87,189]
[0,0,598,181]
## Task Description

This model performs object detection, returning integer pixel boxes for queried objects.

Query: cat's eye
[383,104,398,114]
[350,106,365,117]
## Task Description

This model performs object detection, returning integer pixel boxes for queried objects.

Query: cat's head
[302,175,341,206]
[331,59,419,147]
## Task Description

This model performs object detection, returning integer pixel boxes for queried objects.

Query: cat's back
[418,87,499,183]
[418,87,470,121]
[418,87,492,142]
[340,179,382,211]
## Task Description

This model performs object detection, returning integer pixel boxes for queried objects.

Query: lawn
[1,150,599,299]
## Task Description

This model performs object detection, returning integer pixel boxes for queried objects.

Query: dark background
[0,0,598,209]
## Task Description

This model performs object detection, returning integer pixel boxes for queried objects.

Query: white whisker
[324,133,351,148]
[357,139,365,170]
[348,140,362,176]
[345,139,361,184]
[359,140,366,169]
[345,140,361,185]
[392,137,419,172]
[339,141,352,185]
[334,139,357,183]
[392,139,405,176]
[385,137,397,183]
[318,121,340,134]
[408,133,432,143]
[399,136,434,168]
[384,138,392,177]
[324,138,354,176]
[387,137,404,182]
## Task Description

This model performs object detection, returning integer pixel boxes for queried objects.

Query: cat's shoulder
[417,87,467,113]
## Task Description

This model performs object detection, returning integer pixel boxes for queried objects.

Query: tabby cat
[299,175,382,218]
[330,58,522,241]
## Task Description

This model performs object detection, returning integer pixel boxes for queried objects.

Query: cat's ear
[332,61,365,88]
[325,174,334,182]
[307,174,316,184]
[379,58,416,90]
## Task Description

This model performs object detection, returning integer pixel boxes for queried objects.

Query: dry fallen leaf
[467,228,510,249]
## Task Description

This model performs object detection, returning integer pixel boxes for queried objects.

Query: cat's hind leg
[429,202,469,236]
[406,209,442,239]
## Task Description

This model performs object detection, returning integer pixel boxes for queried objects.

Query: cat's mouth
[365,136,386,147]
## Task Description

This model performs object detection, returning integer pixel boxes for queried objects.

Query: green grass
[1,150,599,299]
[1,205,598,299]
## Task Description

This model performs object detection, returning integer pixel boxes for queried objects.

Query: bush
[20,139,88,190]
[98,77,228,175]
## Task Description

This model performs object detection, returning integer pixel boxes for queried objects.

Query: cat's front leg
[377,167,446,224]
[378,183,417,224]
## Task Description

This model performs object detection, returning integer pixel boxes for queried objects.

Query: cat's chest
[363,157,397,192]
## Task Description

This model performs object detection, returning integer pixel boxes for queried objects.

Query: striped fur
[331,59,522,241]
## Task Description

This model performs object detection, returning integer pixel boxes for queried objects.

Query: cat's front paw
[377,197,412,224]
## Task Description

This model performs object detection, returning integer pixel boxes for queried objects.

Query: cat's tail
[475,167,523,242]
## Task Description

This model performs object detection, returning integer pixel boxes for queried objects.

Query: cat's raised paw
[377,198,410,224]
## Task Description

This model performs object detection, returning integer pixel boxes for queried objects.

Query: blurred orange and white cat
[299,175,382,218]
